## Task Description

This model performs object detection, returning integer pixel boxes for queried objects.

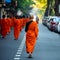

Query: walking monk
[1,15,7,38]
[25,15,39,58]
[6,15,11,34]
[14,16,20,40]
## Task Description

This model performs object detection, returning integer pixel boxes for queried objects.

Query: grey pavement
[0,23,60,60]
[20,23,60,60]
[0,28,25,60]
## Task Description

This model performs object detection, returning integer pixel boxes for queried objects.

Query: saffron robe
[14,19,20,40]
[1,18,7,38]
[25,21,38,53]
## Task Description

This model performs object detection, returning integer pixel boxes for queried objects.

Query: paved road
[0,23,60,60]
[20,23,60,60]
[0,28,25,60]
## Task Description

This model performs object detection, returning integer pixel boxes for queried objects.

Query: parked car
[54,18,60,33]
[58,21,60,33]
[47,16,59,31]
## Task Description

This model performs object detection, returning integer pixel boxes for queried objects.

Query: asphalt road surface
[0,23,60,60]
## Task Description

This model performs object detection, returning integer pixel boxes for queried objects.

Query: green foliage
[47,0,55,16]
[17,0,35,15]
[37,0,47,3]
[50,0,55,16]
[50,8,55,16]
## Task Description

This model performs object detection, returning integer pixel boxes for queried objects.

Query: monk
[1,15,7,38]
[6,15,11,34]
[25,16,30,24]
[19,16,23,31]
[10,15,15,29]
[25,15,39,58]
[14,16,20,40]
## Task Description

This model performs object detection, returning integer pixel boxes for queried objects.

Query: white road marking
[17,50,21,52]
[14,58,20,60]
[15,55,21,56]
[14,35,25,60]
[16,52,21,54]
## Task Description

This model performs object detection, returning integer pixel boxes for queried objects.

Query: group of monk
[0,14,39,58]
[0,15,30,39]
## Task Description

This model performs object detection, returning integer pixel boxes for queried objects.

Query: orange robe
[6,18,11,33]
[1,18,7,38]
[22,18,29,27]
[25,21,38,53]
[14,19,20,40]
[19,18,23,31]
[26,18,30,24]
[23,18,26,27]
[10,17,15,28]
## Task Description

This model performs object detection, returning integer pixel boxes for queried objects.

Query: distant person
[1,15,7,38]
[36,16,39,24]
[14,16,20,40]
[6,15,11,34]
[25,15,39,58]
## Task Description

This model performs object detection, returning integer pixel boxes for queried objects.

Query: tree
[46,0,55,16]
[17,0,35,15]
[32,0,47,18]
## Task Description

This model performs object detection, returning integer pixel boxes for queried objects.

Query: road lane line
[15,55,21,57]
[17,50,22,52]
[16,52,21,55]
[14,35,25,60]
[14,58,20,60]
